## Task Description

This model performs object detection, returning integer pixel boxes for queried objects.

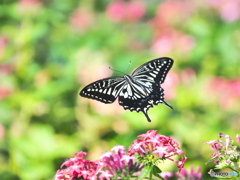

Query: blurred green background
[0,0,240,179]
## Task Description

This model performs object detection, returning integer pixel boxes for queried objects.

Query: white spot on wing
[124,92,128,98]
[103,89,107,94]
[107,88,112,95]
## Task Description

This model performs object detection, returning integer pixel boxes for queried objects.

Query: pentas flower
[176,165,202,180]
[159,165,202,180]
[159,172,173,180]
[55,152,99,180]
[98,145,143,179]
[205,133,240,175]
[129,130,187,179]
[55,147,143,180]
[55,131,187,180]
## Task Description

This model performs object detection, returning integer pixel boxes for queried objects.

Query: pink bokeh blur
[207,0,240,22]
[0,62,13,99]
[162,71,179,100]
[156,0,192,24]
[18,0,42,12]
[150,1,195,55]
[106,0,145,22]
[0,36,8,60]
[70,8,94,32]
[162,68,196,100]
[208,77,240,109]
[0,124,5,140]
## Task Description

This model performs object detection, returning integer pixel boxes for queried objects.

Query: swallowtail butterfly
[80,57,173,122]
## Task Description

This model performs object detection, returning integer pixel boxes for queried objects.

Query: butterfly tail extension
[163,100,173,109]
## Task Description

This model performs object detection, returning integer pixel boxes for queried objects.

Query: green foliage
[0,0,240,179]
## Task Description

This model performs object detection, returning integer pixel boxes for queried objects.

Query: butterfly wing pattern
[80,77,126,103]
[80,57,174,122]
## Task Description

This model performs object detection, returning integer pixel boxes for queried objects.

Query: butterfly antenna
[109,67,125,75]
[126,61,132,73]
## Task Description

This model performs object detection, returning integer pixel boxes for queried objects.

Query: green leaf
[137,165,152,180]
[152,165,164,179]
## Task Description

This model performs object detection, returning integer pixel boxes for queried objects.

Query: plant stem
[149,170,153,180]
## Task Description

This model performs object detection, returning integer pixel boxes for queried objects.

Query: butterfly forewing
[132,57,173,84]
[80,77,125,104]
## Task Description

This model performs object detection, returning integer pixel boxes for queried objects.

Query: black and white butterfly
[80,57,174,122]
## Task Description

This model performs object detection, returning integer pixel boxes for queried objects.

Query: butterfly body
[80,57,174,122]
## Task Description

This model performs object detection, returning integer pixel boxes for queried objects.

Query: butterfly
[80,57,174,122]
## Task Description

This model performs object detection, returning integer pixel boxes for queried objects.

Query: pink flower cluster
[129,130,187,170]
[205,133,240,167]
[55,130,187,180]
[176,165,202,180]
[160,165,202,180]
[106,0,145,22]
[98,145,143,178]
[55,146,143,180]
[55,152,99,180]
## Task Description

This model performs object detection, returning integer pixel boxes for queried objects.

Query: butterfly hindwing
[117,57,174,122]
[118,82,172,122]
[80,77,125,104]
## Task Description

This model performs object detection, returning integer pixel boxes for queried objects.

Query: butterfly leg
[142,109,152,122]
